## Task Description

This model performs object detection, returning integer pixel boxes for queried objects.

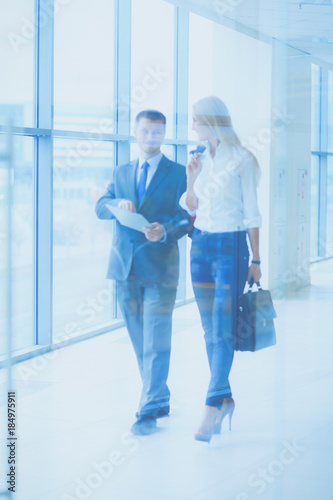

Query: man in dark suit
[95,110,190,435]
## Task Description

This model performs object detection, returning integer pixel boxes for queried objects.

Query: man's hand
[142,222,165,242]
[118,199,136,212]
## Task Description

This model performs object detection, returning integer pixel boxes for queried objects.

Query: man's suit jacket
[95,155,190,286]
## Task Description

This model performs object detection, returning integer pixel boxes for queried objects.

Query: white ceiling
[168,0,333,66]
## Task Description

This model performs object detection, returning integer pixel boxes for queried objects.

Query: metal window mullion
[0,127,197,144]
[174,7,189,302]
[115,0,131,166]
[174,6,189,165]
[318,155,327,257]
[0,126,13,500]
[320,68,328,152]
[35,0,54,345]
[0,125,51,136]
[318,68,328,257]
[312,150,333,156]
[113,0,131,319]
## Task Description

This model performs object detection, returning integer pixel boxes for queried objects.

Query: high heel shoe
[194,406,220,443]
[212,397,235,435]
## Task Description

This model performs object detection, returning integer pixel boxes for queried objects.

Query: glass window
[188,14,214,139]
[131,0,175,138]
[188,13,272,145]
[54,0,115,133]
[0,0,35,127]
[328,70,333,152]
[327,156,333,257]
[0,135,34,355]
[53,139,116,339]
[311,64,321,152]
[310,155,320,259]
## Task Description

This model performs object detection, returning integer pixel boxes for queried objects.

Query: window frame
[0,0,197,365]
[311,65,333,261]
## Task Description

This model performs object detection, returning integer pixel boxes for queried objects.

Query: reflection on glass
[0,0,35,127]
[311,64,321,152]
[131,0,175,138]
[310,155,320,259]
[0,135,34,355]
[54,0,115,133]
[53,139,116,339]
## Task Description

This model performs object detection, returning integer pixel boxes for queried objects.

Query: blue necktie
[137,161,149,204]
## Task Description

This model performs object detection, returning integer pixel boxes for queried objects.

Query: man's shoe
[155,406,170,418]
[135,405,170,420]
[130,417,157,436]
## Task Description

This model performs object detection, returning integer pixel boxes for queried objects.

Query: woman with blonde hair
[180,96,262,442]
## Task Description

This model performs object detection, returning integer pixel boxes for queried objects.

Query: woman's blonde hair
[193,96,261,183]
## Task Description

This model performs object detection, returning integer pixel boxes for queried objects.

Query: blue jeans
[117,278,177,418]
[191,229,249,407]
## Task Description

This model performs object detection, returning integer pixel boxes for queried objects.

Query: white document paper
[106,204,152,233]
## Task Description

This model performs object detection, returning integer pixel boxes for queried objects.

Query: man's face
[134,118,166,157]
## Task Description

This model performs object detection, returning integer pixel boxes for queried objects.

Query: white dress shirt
[136,151,167,242]
[136,152,163,188]
[179,142,262,233]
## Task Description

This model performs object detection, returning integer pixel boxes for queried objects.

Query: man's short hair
[135,110,166,125]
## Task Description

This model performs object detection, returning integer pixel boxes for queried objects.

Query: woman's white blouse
[179,142,262,233]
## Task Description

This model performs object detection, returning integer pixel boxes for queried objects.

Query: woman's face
[192,116,212,141]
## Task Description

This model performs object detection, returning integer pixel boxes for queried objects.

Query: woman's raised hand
[186,154,202,187]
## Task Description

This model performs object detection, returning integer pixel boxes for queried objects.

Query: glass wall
[0,0,35,127]
[189,13,272,145]
[131,0,175,137]
[54,0,115,133]
[0,0,278,359]
[0,0,194,357]
[188,14,214,127]
[53,139,116,338]
[0,135,34,354]
[0,2,36,356]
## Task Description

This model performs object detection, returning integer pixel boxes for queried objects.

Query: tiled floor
[1,260,333,500]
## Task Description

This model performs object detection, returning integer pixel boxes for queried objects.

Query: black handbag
[235,281,277,352]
